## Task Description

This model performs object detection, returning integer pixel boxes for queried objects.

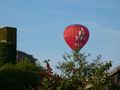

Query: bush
[0,60,41,90]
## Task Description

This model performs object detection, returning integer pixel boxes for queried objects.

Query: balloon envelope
[64,24,89,52]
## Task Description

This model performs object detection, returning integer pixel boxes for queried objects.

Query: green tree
[38,60,60,90]
[0,60,41,90]
[56,52,112,90]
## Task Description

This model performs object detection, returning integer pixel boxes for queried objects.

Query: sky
[0,0,120,71]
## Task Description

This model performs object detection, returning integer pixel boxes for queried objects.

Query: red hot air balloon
[64,24,89,52]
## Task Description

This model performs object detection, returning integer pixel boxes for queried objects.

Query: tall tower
[0,27,17,64]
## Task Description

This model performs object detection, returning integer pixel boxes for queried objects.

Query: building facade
[110,65,120,89]
[16,50,37,63]
[0,27,17,64]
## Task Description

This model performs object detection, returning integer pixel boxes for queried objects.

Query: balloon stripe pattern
[64,24,89,52]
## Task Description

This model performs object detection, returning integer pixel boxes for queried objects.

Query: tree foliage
[0,60,41,90]
[55,52,112,90]
[0,52,113,90]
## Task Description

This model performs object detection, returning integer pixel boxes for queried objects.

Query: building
[16,50,37,63]
[0,27,17,64]
[110,65,120,89]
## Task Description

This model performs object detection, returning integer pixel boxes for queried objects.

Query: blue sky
[0,0,120,71]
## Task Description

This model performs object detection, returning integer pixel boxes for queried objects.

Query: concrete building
[16,50,37,63]
[0,27,17,64]
[110,65,120,89]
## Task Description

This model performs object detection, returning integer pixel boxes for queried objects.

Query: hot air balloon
[64,24,89,52]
